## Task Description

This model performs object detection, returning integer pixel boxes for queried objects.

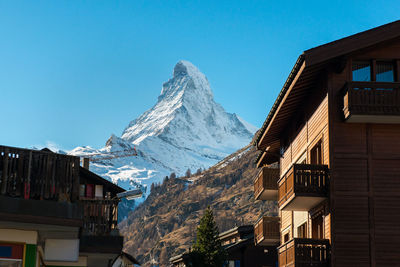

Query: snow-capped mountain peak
[70,60,257,205]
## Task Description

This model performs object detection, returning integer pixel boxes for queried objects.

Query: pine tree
[192,206,226,267]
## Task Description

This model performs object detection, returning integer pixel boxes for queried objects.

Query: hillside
[120,143,278,266]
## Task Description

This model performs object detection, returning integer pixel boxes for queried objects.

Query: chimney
[82,157,90,169]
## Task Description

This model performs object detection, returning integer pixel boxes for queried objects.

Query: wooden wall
[279,94,331,245]
[280,95,329,176]
[328,38,400,267]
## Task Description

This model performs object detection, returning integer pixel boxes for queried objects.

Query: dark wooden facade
[170,226,278,267]
[0,145,127,263]
[254,20,400,267]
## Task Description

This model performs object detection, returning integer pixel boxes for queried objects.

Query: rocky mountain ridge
[69,61,256,203]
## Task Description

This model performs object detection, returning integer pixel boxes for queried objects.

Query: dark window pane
[376,61,394,82]
[352,61,371,81]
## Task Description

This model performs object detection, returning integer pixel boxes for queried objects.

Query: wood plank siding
[255,21,400,267]
[280,96,329,176]
[328,38,400,266]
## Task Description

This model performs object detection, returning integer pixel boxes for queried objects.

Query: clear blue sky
[1,0,399,151]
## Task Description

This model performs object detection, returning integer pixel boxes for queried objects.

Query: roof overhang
[255,20,400,166]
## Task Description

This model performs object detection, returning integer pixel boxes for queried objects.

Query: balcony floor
[256,189,278,201]
[280,194,327,211]
[346,114,400,124]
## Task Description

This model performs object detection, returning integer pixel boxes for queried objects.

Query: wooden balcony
[278,164,329,211]
[80,199,123,253]
[0,146,83,225]
[0,145,80,201]
[81,199,119,236]
[254,216,280,246]
[254,166,279,200]
[278,238,330,267]
[343,81,400,123]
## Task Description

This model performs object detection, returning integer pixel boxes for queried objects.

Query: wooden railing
[278,238,330,267]
[278,164,329,208]
[254,216,280,245]
[81,199,119,235]
[0,145,80,202]
[343,81,400,119]
[254,166,279,200]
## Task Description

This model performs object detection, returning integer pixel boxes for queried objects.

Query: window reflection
[352,61,371,81]
[376,61,394,82]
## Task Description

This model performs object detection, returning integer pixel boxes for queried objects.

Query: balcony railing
[278,238,330,267]
[254,216,280,246]
[0,145,80,202]
[254,166,279,200]
[343,81,400,123]
[81,199,119,236]
[278,164,329,211]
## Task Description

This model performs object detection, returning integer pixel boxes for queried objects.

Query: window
[310,140,322,165]
[376,61,395,82]
[284,233,289,243]
[312,214,324,239]
[0,243,23,267]
[352,61,371,81]
[297,222,307,238]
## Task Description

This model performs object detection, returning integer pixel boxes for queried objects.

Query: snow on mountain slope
[69,60,257,201]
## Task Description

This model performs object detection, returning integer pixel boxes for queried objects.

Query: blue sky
[1,0,399,150]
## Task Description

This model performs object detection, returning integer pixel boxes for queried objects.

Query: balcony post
[1,148,9,195]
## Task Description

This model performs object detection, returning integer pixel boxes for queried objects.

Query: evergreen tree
[192,206,226,267]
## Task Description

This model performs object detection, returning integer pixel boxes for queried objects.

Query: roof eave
[255,54,305,149]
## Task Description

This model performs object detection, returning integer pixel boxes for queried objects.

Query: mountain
[120,143,278,267]
[69,60,256,202]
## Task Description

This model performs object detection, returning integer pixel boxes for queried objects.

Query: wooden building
[0,145,136,266]
[170,225,278,267]
[254,20,400,267]
[220,225,278,267]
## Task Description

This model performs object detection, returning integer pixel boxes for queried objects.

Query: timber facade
[0,145,135,267]
[254,20,400,267]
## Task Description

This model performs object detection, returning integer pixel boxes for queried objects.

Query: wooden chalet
[0,145,135,267]
[254,20,400,267]
[219,225,278,267]
[170,225,278,267]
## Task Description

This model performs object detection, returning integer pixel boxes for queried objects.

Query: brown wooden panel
[324,213,331,240]
[322,128,329,166]
[355,38,400,59]
[372,125,400,158]
[374,196,400,266]
[333,195,369,234]
[372,159,400,196]
[333,123,367,154]
[291,125,307,162]
[308,96,328,143]
[281,210,292,231]
[280,147,292,177]
[333,158,368,192]
[334,234,370,267]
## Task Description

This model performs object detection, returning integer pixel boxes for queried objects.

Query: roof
[255,20,400,163]
[111,252,140,265]
[219,225,253,240]
[79,166,125,194]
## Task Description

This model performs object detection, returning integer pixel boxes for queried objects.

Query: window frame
[351,59,399,82]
